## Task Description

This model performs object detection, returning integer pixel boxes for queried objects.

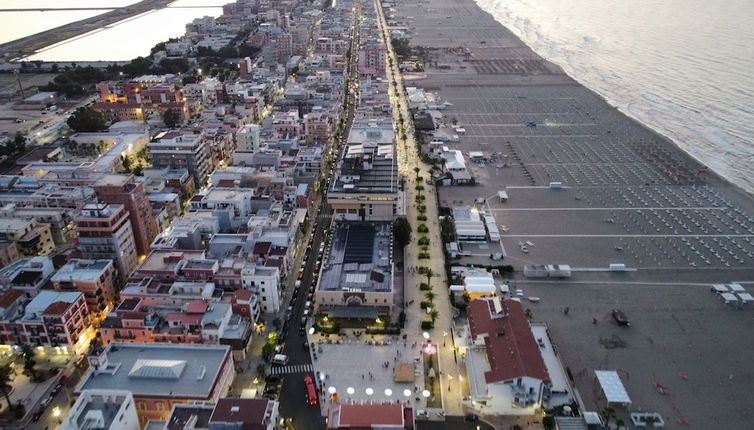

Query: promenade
[376,0,466,418]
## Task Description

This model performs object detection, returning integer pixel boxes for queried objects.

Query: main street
[277,2,362,428]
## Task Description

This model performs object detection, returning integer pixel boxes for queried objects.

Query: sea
[474,0,754,194]
[1,0,227,62]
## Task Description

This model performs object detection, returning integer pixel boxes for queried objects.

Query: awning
[595,370,631,407]
[320,306,388,319]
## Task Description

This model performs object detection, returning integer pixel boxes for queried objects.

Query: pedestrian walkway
[270,363,314,375]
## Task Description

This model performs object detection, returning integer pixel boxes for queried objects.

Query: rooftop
[467,298,550,384]
[77,342,231,399]
[327,404,412,429]
[318,222,393,293]
[52,259,112,282]
[209,398,273,428]
[165,404,214,430]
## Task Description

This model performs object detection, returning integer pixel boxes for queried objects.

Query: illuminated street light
[347,387,355,395]
[422,332,430,340]
[422,389,430,398]
[328,386,337,394]
[384,388,393,396]
[366,387,374,396]
[403,389,412,397]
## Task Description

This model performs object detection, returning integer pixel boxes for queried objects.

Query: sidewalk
[376,0,465,416]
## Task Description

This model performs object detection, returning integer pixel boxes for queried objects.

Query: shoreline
[470,0,754,197]
[392,0,754,208]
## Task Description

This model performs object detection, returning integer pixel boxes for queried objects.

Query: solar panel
[344,225,375,263]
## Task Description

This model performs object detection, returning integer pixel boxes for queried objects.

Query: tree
[429,309,439,323]
[121,155,132,173]
[424,291,436,302]
[256,364,266,379]
[424,268,434,287]
[0,364,13,411]
[162,109,181,128]
[393,217,412,248]
[67,107,106,132]
[20,344,36,379]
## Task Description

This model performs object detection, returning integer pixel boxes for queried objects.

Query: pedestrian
[362,373,365,379]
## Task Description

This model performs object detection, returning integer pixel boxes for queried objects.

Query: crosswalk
[269,364,313,375]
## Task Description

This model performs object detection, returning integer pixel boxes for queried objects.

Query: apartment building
[74,203,138,283]
[51,259,116,319]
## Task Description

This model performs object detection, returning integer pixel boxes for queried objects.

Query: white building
[61,389,140,430]
[237,124,262,151]
[464,298,551,415]
[242,263,281,313]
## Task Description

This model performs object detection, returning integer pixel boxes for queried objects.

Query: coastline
[471,0,754,196]
[388,0,754,427]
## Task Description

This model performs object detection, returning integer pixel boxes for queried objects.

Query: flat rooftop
[318,222,393,293]
[52,259,111,282]
[77,342,230,399]
[138,250,206,272]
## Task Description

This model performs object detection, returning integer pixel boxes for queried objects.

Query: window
[156,401,165,411]
[138,402,146,411]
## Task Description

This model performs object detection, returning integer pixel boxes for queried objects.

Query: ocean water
[20,0,227,62]
[0,1,140,44]
[474,0,754,193]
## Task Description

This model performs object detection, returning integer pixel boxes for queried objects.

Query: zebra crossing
[269,364,313,375]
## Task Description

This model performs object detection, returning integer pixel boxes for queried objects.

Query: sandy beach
[385,0,754,427]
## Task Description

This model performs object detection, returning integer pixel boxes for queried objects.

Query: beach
[386,0,754,427]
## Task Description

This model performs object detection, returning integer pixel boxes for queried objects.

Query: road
[276,2,362,429]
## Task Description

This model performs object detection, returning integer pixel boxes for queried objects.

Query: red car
[304,375,318,405]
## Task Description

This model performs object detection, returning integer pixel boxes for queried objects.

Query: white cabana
[727,283,746,293]
[720,292,739,304]
[595,370,631,408]
[736,292,753,304]
[710,284,728,294]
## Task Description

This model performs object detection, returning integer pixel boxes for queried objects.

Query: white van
[271,354,289,365]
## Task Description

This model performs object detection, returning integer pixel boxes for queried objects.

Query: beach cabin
[727,283,746,293]
[737,293,753,304]
[710,284,728,294]
[720,292,738,305]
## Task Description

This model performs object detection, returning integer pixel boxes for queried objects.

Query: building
[75,203,138,284]
[78,342,235,427]
[315,222,394,319]
[94,174,159,257]
[451,206,487,241]
[0,241,19,268]
[149,130,213,187]
[51,259,116,320]
[0,217,55,257]
[209,398,280,430]
[241,263,281,313]
[0,256,54,297]
[60,389,140,430]
[0,204,76,246]
[464,297,551,414]
[328,120,402,221]
[0,290,92,354]
[327,404,414,430]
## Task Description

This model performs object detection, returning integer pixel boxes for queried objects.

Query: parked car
[465,413,479,422]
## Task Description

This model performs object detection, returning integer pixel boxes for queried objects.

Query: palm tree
[20,344,36,379]
[425,268,434,287]
[424,291,436,302]
[429,310,439,323]
[0,364,13,411]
